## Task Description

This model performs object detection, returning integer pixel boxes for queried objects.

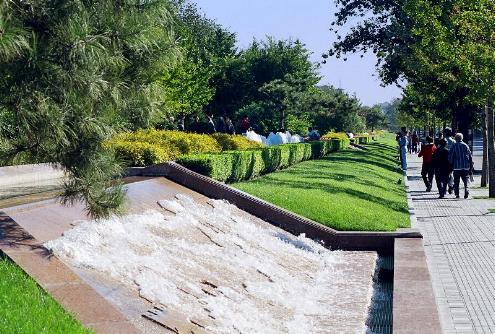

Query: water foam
[45,194,376,333]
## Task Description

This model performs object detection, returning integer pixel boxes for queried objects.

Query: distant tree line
[0,0,386,217]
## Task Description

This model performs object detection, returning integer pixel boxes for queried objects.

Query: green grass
[233,134,409,231]
[488,209,495,214]
[0,258,93,334]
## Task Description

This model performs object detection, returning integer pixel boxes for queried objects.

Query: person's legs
[461,170,469,198]
[453,170,461,198]
[400,148,407,170]
[427,164,435,188]
[449,172,454,194]
[440,173,449,197]
[448,172,454,194]
[435,173,445,197]
[421,164,430,189]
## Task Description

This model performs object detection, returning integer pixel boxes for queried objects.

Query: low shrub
[310,141,326,159]
[356,136,372,144]
[106,141,171,167]
[178,150,265,183]
[321,132,349,140]
[106,130,232,166]
[286,143,311,166]
[177,140,348,183]
[369,130,385,137]
[212,133,263,151]
[331,138,351,150]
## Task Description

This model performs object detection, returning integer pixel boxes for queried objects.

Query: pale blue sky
[193,0,402,106]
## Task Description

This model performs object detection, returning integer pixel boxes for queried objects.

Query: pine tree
[0,0,179,218]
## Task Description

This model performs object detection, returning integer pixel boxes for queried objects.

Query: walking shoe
[456,195,460,199]
[438,195,444,199]
[448,187,453,195]
[464,191,469,199]
[426,185,432,192]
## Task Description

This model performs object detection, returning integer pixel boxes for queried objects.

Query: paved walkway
[406,140,495,334]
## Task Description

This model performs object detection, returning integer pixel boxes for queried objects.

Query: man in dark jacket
[432,138,452,198]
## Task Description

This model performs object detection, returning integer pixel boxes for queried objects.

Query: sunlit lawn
[0,258,93,334]
[234,134,409,231]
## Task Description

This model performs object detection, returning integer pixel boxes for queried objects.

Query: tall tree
[363,106,388,132]
[0,0,179,217]
[330,0,495,194]
[211,38,320,117]
[311,86,365,133]
[163,0,236,121]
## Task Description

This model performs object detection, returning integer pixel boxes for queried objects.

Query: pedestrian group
[398,127,474,199]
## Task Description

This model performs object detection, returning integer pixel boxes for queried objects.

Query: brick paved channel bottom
[3,178,382,334]
[407,152,495,334]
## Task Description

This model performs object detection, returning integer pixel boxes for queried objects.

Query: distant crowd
[397,127,474,199]
[176,114,322,142]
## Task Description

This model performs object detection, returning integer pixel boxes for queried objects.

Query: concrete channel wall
[394,238,442,333]
[128,162,422,254]
[0,164,63,187]
[0,164,64,200]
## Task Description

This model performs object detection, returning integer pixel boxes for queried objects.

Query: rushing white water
[45,194,376,333]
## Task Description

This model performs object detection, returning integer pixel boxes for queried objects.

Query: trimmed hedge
[356,136,372,144]
[323,131,379,145]
[321,132,349,140]
[110,141,171,167]
[177,138,349,183]
[212,133,263,151]
[104,130,261,167]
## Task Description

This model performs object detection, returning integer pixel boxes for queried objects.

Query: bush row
[104,130,263,167]
[321,132,349,140]
[177,138,350,183]
[323,131,380,145]
[355,136,372,144]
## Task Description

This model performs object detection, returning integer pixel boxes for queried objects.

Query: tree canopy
[0,0,390,217]
[0,0,179,217]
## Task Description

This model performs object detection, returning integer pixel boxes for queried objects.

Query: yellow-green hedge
[105,130,263,167]
[321,132,349,140]
[109,141,171,167]
[211,133,263,151]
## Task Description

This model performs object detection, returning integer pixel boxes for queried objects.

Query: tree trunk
[433,116,436,137]
[487,97,495,197]
[280,108,286,130]
[481,108,489,187]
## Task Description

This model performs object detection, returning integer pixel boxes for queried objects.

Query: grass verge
[233,134,409,231]
[0,258,93,334]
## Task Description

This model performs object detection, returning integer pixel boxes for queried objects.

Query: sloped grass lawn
[234,135,409,231]
[0,258,93,334]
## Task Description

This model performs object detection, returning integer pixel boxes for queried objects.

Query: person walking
[411,131,419,153]
[225,116,235,135]
[176,114,185,131]
[399,127,408,171]
[432,138,452,198]
[407,131,412,154]
[448,133,473,199]
[418,136,436,192]
[307,127,321,141]
[216,115,227,133]
[206,113,216,134]
[239,115,251,134]
[443,127,456,194]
